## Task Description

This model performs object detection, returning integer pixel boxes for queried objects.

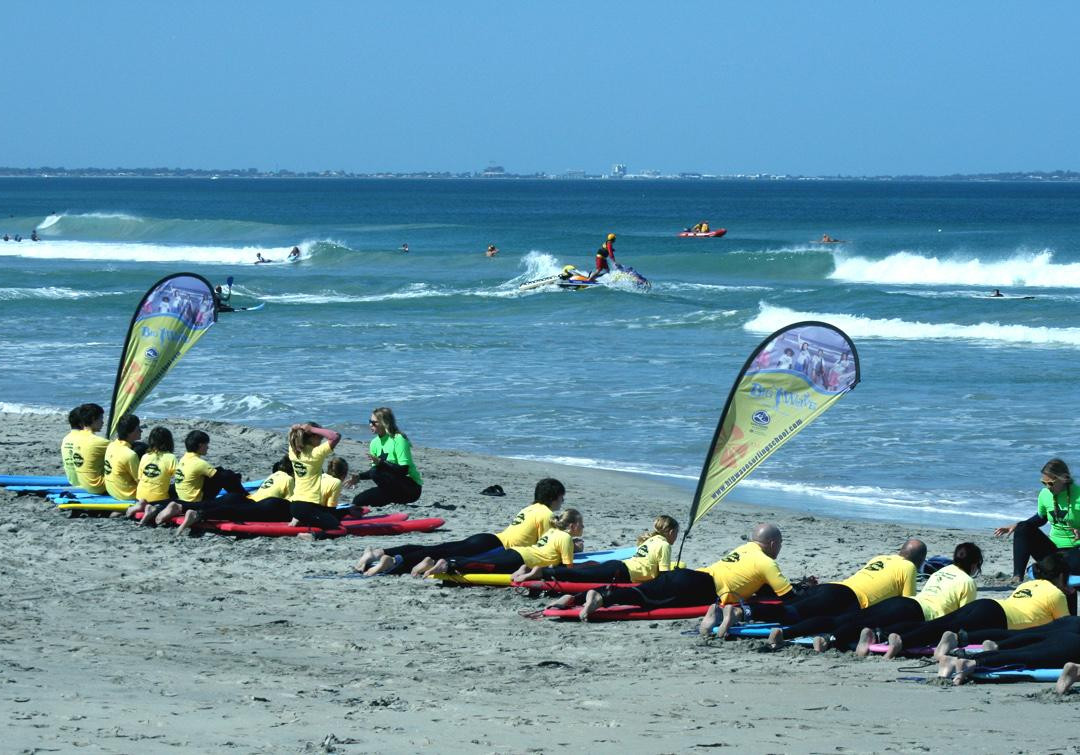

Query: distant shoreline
[1,169,1078,182]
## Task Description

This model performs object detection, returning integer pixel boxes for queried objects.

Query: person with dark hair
[104,414,143,501]
[155,430,248,523]
[437,509,585,575]
[126,427,177,524]
[175,457,296,535]
[350,407,422,509]
[287,455,353,530]
[61,405,86,486]
[754,540,927,634]
[358,478,566,576]
[775,542,983,652]
[883,552,1071,659]
[995,458,1080,581]
[72,403,109,494]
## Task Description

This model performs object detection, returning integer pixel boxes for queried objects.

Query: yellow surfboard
[57,502,131,512]
[430,573,513,586]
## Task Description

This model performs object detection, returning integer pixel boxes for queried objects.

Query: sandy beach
[0,410,1074,754]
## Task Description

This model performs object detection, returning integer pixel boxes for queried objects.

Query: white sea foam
[0,239,318,264]
[746,303,1080,348]
[831,249,1080,287]
[0,286,125,301]
[143,393,281,416]
[0,402,61,414]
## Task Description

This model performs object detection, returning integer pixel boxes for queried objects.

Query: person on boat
[356,477,566,576]
[349,407,422,509]
[558,265,584,281]
[255,253,269,264]
[486,244,498,257]
[994,458,1080,583]
[589,233,617,281]
[699,222,710,233]
[515,515,678,586]
[288,246,301,261]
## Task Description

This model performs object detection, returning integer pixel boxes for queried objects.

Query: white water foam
[831,249,1080,288]
[746,303,1080,348]
[0,286,126,301]
[0,239,317,264]
[0,402,61,415]
[143,393,281,417]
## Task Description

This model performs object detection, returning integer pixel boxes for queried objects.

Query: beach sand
[0,410,1073,754]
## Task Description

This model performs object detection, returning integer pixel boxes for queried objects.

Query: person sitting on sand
[934,616,1080,691]
[155,430,249,526]
[349,407,422,509]
[555,523,792,632]
[175,456,298,535]
[126,427,178,525]
[286,456,354,531]
[882,552,1070,659]
[486,244,498,257]
[756,540,926,646]
[429,509,584,576]
[994,458,1080,583]
[72,403,110,495]
[280,422,342,529]
[515,515,678,586]
[104,414,143,501]
[793,542,982,654]
[358,477,566,576]
[61,404,86,486]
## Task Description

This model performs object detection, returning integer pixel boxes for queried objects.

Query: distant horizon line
[1,166,1079,182]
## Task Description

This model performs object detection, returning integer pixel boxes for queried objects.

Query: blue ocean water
[1,177,1078,528]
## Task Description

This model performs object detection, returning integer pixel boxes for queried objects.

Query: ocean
[1,177,1078,529]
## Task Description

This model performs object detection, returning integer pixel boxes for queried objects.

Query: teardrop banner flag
[107,273,217,437]
[685,321,860,535]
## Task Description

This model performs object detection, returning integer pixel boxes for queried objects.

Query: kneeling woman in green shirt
[350,407,422,508]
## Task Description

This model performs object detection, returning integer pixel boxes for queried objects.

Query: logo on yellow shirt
[536,535,549,547]
[1011,588,1033,599]
[635,543,650,558]
[864,560,885,572]
[260,479,275,489]
[294,461,309,478]
[104,460,113,474]
[721,551,741,563]
[175,469,186,483]
[511,512,526,525]
[73,452,85,467]
[143,463,162,479]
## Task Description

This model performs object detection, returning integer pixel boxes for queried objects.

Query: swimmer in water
[255,253,269,264]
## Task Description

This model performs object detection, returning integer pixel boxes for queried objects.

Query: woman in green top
[350,407,422,508]
[995,458,1080,580]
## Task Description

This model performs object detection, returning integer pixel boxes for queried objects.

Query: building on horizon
[610,163,627,178]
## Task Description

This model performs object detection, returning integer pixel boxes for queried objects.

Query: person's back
[250,469,294,501]
[697,541,793,604]
[104,439,140,500]
[73,406,109,494]
[996,578,1069,630]
[60,406,83,486]
[912,562,977,620]
[623,534,673,582]
[837,554,917,609]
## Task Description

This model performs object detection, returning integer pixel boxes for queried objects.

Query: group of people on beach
[57,404,1080,690]
[60,403,422,537]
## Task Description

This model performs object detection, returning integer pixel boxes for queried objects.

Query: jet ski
[677,228,727,238]
[519,264,650,292]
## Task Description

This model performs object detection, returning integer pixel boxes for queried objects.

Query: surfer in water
[288,246,301,261]
[486,244,498,257]
[401,243,409,254]
[30,230,39,242]
[255,253,269,264]
[213,285,234,313]
[990,289,1004,297]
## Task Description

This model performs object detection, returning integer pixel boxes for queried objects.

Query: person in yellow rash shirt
[439,509,584,574]
[358,478,567,576]
[769,542,984,652]
[754,539,926,647]
[156,430,247,524]
[125,427,177,523]
[60,405,84,486]
[285,422,342,531]
[512,515,678,585]
[557,523,790,630]
[884,551,1071,659]
[73,403,109,494]
[104,414,142,501]
[175,457,297,536]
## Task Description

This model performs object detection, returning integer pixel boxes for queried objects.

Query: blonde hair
[289,421,322,456]
[372,407,405,439]
[551,508,583,531]
[637,515,679,545]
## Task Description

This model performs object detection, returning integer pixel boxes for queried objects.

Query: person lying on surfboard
[428,509,584,576]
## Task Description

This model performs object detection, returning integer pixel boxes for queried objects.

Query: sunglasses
[1042,478,1060,487]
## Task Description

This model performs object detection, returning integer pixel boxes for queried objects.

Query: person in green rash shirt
[996,458,1080,581]
[349,406,422,508]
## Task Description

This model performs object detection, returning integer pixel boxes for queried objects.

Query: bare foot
[937,655,961,679]
[699,603,720,638]
[548,594,576,610]
[138,505,160,527]
[981,640,998,652]
[355,547,382,572]
[812,636,829,653]
[175,510,201,537]
[934,631,959,660]
[125,501,147,519]
[951,658,978,686]
[423,559,450,578]
[514,566,544,583]
[768,627,785,648]
[365,554,401,576]
[296,532,315,541]
[883,633,903,660]
[288,518,301,528]
[155,502,182,525]
[1056,662,1080,694]
[855,627,876,658]
[579,590,603,622]
[714,605,739,640]
[410,557,435,577]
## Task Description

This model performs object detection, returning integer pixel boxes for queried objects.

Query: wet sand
[0,411,1073,753]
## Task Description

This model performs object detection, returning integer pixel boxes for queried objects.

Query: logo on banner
[752,410,771,426]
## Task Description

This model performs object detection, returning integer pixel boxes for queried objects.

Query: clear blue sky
[4,1,1078,175]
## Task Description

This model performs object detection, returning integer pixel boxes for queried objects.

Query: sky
[3,1,1079,176]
